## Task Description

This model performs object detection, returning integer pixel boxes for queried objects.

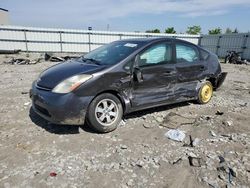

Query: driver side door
[131,41,177,109]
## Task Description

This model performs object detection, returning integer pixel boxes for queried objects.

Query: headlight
[52,74,92,94]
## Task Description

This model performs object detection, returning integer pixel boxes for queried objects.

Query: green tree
[208,28,221,35]
[225,28,232,34]
[186,25,201,35]
[165,27,176,34]
[146,29,161,33]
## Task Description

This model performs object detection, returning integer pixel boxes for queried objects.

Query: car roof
[119,37,196,46]
[120,37,171,43]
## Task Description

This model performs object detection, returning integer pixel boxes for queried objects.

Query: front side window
[176,44,199,63]
[138,43,172,67]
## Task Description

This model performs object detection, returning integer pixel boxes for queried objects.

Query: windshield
[83,41,145,65]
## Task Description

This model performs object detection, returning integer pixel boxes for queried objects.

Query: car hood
[37,59,106,89]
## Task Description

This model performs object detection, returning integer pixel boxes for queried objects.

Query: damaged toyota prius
[30,38,227,132]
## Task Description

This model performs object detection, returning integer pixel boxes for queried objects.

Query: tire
[87,93,123,133]
[197,81,213,104]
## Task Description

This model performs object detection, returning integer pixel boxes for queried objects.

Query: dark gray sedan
[30,38,227,132]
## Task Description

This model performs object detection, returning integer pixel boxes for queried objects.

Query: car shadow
[29,101,192,134]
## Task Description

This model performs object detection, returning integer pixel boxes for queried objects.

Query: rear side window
[139,43,172,67]
[176,44,199,63]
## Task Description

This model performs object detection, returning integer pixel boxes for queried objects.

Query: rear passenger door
[174,42,207,98]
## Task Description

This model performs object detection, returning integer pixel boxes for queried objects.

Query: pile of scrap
[2,52,80,65]
[44,53,79,62]
[4,58,42,65]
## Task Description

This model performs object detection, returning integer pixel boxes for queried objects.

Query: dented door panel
[131,64,177,108]
[175,61,208,98]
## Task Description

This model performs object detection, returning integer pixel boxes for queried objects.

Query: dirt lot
[0,53,249,188]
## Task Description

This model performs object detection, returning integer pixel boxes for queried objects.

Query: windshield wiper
[81,57,101,65]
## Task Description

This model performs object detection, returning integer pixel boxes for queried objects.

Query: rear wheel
[87,93,123,133]
[197,81,213,104]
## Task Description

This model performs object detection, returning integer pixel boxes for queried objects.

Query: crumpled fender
[214,72,227,89]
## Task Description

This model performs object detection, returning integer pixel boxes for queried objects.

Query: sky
[1,0,250,34]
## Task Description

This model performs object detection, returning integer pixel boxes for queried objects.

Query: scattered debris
[222,120,233,126]
[184,135,200,147]
[155,116,163,123]
[21,91,29,95]
[192,138,200,147]
[120,145,128,150]
[225,51,250,65]
[143,123,154,129]
[45,53,64,62]
[4,58,30,65]
[4,58,42,65]
[218,156,225,163]
[229,167,237,177]
[171,157,182,165]
[209,130,217,137]
[118,120,126,127]
[215,110,224,116]
[165,129,186,142]
[136,160,145,168]
[24,102,31,106]
[49,172,57,177]
[3,52,80,66]
[239,102,247,107]
[44,53,79,62]
[188,156,204,167]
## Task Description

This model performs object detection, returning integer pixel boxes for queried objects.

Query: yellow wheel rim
[200,83,213,103]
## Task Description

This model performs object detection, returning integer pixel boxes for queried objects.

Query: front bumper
[30,82,94,125]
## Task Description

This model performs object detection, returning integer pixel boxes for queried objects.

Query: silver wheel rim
[95,99,119,126]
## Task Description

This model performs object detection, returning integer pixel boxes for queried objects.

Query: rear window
[176,44,199,63]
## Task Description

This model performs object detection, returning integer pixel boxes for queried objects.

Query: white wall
[0,25,200,53]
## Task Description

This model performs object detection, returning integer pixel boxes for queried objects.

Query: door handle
[163,71,176,75]
[200,66,205,71]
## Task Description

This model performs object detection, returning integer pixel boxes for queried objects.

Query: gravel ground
[0,53,249,188]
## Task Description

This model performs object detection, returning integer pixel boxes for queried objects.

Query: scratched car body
[30,38,227,132]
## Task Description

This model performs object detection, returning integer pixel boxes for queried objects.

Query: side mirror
[133,67,143,83]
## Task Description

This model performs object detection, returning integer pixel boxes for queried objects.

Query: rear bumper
[30,82,94,125]
[215,72,227,89]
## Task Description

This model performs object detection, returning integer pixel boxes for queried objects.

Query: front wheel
[87,93,123,133]
[197,81,213,104]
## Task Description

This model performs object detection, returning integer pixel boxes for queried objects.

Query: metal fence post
[59,31,63,53]
[198,36,202,46]
[88,32,91,52]
[216,35,222,56]
[119,34,122,40]
[23,29,28,52]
